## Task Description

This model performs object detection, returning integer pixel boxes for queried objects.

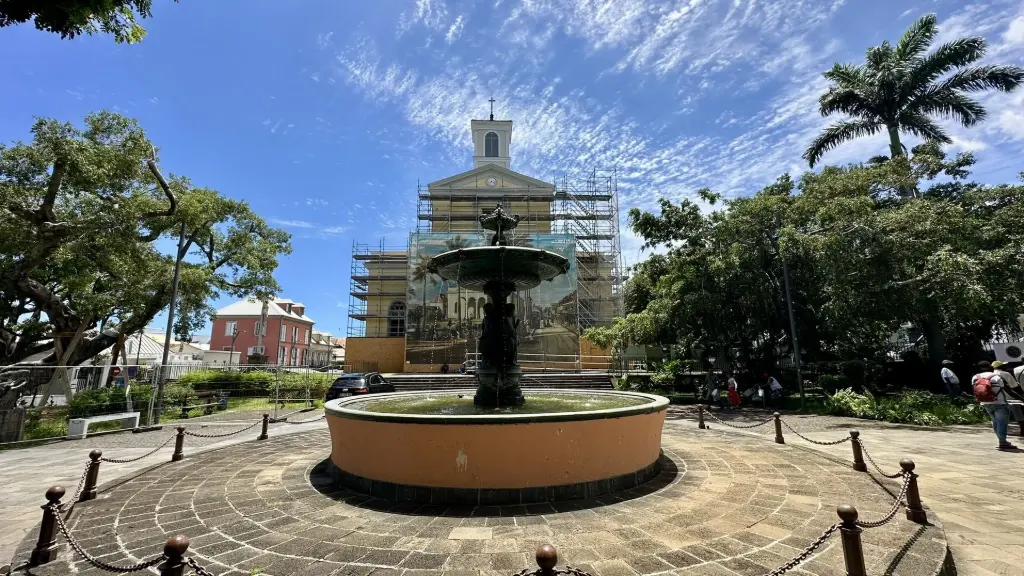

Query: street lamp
[229,327,245,367]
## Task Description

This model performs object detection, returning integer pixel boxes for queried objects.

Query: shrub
[822,387,988,426]
[817,374,851,395]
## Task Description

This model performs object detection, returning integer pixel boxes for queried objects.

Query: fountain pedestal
[428,205,570,408]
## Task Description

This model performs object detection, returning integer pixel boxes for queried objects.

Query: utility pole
[774,214,805,410]
[155,223,187,424]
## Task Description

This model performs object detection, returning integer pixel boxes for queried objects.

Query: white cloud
[316,31,334,49]
[1001,13,1024,47]
[445,15,465,44]
[271,219,315,228]
[398,0,449,34]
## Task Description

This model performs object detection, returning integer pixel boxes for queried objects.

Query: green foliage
[0,111,291,366]
[176,369,334,398]
[804,14,1024,167]
[0,1,176,43]
[823,388,987,425]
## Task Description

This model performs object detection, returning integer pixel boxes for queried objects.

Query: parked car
[325,373,395,401]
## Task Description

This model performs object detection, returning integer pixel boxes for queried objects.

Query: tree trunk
[919,316,946,392]
[887,125,903,159]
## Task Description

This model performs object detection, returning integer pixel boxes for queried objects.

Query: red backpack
[973,373,999,403]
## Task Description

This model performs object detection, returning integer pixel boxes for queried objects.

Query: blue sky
[2,0,1022,339]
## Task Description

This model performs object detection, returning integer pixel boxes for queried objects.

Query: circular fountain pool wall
[324,389,669,505]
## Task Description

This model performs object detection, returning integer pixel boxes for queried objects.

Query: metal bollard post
[837,505,866,576]
[773,412,785,444]
[535,544,558,576]
[30,486,65,566]
[81,449,102,502]
[258,413,269,441]
[171,427,185,462]
[698,405,706,430]
[158,535,189,576]
[849,431,867,472]
[901,459,927,524]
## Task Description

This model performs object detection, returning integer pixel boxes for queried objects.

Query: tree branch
[141,155,177,219]
[41,159,67,222]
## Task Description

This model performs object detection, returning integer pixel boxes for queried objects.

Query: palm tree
[410,254,437,336]
[803,14,1024,168]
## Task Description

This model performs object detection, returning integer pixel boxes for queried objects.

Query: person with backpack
[972,360,1024,450]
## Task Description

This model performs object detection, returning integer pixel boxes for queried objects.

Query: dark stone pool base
[320,452,666,506]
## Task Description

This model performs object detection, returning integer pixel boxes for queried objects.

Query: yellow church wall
[345,337,406,374]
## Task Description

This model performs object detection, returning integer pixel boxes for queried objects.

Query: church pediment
[427,164,554,193]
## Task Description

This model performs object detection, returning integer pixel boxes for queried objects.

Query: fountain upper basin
[427,246,570,291]
[324,389,669,504]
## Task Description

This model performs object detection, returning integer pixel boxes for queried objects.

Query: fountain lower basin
[324,389,669,505]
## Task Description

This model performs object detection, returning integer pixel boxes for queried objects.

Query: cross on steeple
[488,97,496,121]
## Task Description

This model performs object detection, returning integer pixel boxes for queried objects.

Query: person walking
[940,360,961,398]
[726,372,741,410]
[972,360,1024,450]
[765,373,783,407]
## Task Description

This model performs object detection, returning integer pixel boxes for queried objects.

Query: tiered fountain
[324,206,668,505]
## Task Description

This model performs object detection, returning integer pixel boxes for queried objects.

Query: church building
[345,111,623,373]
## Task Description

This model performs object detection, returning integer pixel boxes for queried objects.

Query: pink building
[209,298,316,365]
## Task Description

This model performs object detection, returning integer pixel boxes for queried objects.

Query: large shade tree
[803,14,1024,168]
[0,112,291,393]
[0,0,175,43]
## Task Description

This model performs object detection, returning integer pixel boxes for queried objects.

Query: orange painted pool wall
[327,410,667,489]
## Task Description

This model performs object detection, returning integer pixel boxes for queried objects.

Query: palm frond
[914,88,986,126]
[822,62,866,88]
[932,64,1024,93]
[803,119,884,167]
[895,14,938,62]
[898,113,952,143]
[818,87,875,118]
[910,37,987,86]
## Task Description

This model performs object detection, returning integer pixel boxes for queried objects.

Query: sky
[2,0,1023,339]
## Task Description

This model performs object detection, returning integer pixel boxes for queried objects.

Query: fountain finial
[479,204,520,246]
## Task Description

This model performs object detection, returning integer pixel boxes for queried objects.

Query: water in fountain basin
[348,391,645,415]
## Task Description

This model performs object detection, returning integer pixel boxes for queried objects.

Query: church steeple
[471,109,512,169]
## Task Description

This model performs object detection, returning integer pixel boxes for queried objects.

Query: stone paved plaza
[2,406,1022,576]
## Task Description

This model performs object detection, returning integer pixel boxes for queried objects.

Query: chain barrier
[779,419,852,446]
[60,461,92,513]
[855,472,910,528]
[50,503,166,573]
[760,523,840,576]
[187,556,218,576]
[182,419,261,438]
[99,434,176,464]
[275,406,312,420]
[286,412,326,424]
[857,439,905,479]
[704,410,774,429]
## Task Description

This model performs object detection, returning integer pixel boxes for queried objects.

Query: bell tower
[472,99,512,169]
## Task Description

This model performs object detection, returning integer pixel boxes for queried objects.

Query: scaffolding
[347,239,409,337]
[555,169,624,330]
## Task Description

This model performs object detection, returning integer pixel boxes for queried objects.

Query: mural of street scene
[405,232,579,370]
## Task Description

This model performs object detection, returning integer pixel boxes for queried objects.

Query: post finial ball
[849,430,860,439]
[164,534,190,557]
[536,544,558,571]
[45,486,66,502]
[836,504,858,523]
[899,458,915,473]
[89,449,103,460]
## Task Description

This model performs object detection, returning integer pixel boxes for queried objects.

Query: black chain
[60,460,92,513]
[50,503,166,573]
[780,419,852,446]
[761,523,839,576]
[704,411,774,429]
[187,556,218,576]
[287,412,326,424]
[183,420,261,438]
[856,473,910,528]
[100,434,176,464]
[857,439,905,479]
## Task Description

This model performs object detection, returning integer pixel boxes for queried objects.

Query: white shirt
[972,371,1021,405]
[940,367,959,384]
[1014,365,1024,385]
[768,377,782,391]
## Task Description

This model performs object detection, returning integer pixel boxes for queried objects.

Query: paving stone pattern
[10,424,945,576]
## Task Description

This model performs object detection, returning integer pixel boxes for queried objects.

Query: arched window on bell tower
[485,132,499,157]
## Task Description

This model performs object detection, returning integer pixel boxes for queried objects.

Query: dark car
[325,373,395,401]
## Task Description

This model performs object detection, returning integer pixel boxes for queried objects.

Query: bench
[67,412,140,440]
[180,391,223,418]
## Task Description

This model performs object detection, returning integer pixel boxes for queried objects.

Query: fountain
[427,204,570,407]
[324,206,668,505]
